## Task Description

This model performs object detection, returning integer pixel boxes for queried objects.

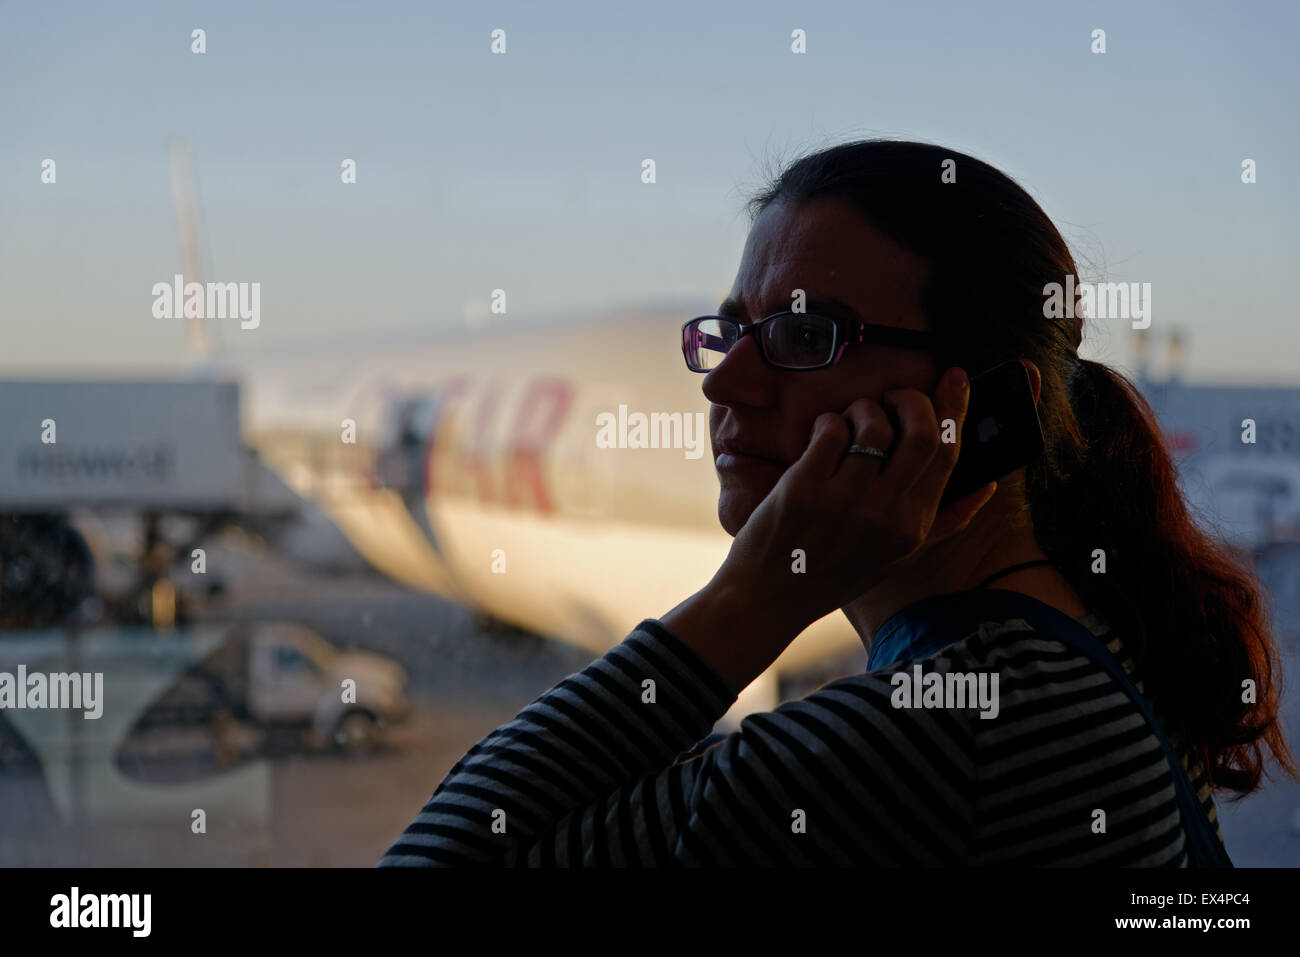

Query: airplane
[231,306,861,721]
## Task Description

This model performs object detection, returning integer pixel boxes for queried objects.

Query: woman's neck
[841,489,1088,651]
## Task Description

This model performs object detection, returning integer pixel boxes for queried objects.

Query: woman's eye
[796,324,830,346]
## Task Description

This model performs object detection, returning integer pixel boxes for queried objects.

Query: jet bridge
[0,379,296,515]
[0,378,303,629]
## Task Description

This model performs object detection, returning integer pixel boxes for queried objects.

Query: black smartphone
[938,360,1045,505]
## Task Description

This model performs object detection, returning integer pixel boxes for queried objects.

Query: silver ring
[847,444,889,461]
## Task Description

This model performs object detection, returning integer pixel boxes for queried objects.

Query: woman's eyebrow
[717,295,864,323]
[804,296,863,321]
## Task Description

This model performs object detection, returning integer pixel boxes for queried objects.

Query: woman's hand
[718,366,995,624]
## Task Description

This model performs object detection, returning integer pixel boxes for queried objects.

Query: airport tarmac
[1,539,1296,866]
[0,539,598,867]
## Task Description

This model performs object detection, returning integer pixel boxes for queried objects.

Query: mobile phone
[938,360,1045,506]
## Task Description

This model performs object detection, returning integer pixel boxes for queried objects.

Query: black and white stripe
[379,613,1225,866]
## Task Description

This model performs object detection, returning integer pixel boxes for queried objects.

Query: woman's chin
[717,487,772,537]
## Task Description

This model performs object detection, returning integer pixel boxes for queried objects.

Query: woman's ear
[1017,359,1042,404]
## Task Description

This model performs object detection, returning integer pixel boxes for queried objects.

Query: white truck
[168,621,411,754]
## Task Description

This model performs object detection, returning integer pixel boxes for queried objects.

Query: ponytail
[1030,358,1297,795]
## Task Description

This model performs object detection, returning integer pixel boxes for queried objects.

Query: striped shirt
[379,607,1226,866]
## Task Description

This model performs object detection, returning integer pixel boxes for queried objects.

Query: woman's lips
[715,450,787,470]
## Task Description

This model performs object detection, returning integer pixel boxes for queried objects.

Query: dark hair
[746,138,1296,797]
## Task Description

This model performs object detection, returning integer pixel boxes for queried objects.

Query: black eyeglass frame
[681,310,950,372]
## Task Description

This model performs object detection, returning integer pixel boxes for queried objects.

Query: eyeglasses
[681,311,945,372]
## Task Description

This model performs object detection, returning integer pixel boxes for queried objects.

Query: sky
[2,0,1297,383]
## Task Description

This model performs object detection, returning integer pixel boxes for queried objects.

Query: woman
[380,139,1295,866]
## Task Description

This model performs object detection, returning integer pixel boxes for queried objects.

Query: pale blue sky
[2,0,1297,382]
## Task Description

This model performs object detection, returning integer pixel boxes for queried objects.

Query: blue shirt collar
[867,588,1087,671]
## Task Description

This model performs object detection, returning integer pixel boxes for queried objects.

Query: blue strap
[869,589,1232,867]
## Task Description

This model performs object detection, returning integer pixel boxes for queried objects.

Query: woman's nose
[701,333,775,407]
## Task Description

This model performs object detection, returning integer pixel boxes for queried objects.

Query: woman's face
[705,196,941,536]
